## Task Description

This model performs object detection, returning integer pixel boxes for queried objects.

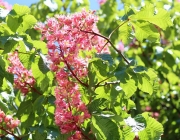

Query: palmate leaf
[32,131,47,140]
[131,21,159,42]
[88,58,109,86]
[138,112,163,140]
[115,67,137,98]
[18,51,31,69]
[22,15,37,31]
[134,67,157,95]
[130,3,173,30]
[119,21,133,45]
[123,113,163,140]
[123,126,135,140]
[121,78,137,98]
[137,74,153,95]
[91,115,121,140]
[13,4,31,16]
[6,15,21,33]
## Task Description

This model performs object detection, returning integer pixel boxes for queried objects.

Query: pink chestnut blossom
[7,51,35,95]
[36,10,109,138]
[0,109,20,131]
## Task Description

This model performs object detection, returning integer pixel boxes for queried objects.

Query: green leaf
[121,78,137,98]
[32,56,45,81]
[123,126,135,140]
[25,39,47,54]
[21,112,35,128]
[32,131,47,140]
[88,58,109,86]
[137,74,153,95]
[96,53,114,66]
[6,15,20,33]
[88,98,105,113]
[13,4,31,16]
[91,115,121,140]
[130,4,173,30]
[3,40,18,53]
[18,51,31,69]
[22,15,37,31]
[16,100,32,117]
[164,51,175,68]
[0,56,5,70]
[33,95,45,111]
[138,112,163,140]
[131,21,159,42]
[95,86,111,101]
[119,21,132,45]
[0,98,8,113]
[38,56,49,74]
[127,99,136,110]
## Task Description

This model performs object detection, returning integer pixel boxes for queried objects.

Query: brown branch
[80,29,130,65]
[94,77,111,89]
[0,127,22,140]
[26,83,42,95]
[30,86,42,95]
[100,41,109,53]
[60,50,89,88]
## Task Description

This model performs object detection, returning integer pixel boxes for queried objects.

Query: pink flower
[7,51,35,95]
[117,41,124,52]
[0,0,12,10]
[35,10,109,138]
[0,109,20,131]
[4,115,12,123]
[97,0,107,5]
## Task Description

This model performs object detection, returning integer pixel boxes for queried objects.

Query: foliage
[0,0,179,140]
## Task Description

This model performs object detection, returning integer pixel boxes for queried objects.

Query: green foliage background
[0,0,179,140]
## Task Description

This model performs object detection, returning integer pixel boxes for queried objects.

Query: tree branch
[80,29,130,65]
[0,127,22,140]
[60,50,89,88]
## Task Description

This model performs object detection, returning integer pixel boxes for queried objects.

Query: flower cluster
[36,10,109,138]
[7,51,35,95]
[0,109,20,131]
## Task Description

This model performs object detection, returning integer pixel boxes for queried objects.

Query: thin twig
[108,20,129,39]
[0,127,22,140]
[80,29,130,65]
[26,83,42,95]
[98,80,120,87]
[30,86,42,95]
[60,50,89,88]
[94,77,111,89]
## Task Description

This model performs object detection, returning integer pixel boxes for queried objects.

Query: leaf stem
[94,77,111,89]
